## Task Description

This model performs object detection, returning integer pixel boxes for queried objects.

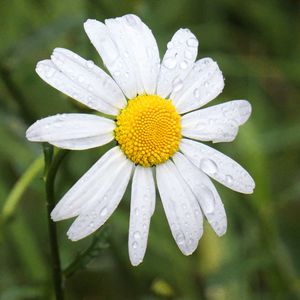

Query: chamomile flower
[26,14,255,266]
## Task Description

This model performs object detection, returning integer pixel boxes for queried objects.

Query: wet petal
[35,60,119,115]
[51,48,126,110]
[181,100,252,143]
[129,166,155,266]
[156,160,203,255]
[84,14,160,98]
[51,147,128,221]
[66,151,133,241]
[157,28,198,98]
[26,113,115,150]
[171,58,224,114]
[173,152,227,236]
[180,139,255,194]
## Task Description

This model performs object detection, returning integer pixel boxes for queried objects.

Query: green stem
[43,145,68,300]
[2,155,44,222]
[64,227,109,278]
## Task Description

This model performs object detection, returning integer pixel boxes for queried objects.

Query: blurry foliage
[0,0,300,299]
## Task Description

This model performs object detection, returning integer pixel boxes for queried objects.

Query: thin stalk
[43,145,68,300]
[2,155,44,222]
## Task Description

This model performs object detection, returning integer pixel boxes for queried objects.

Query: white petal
[36,60,119,115]
[51,48,126,110]
[84,15,160,98]
[51,147,127,221]
[157,28,198,98]
[173,152,227,236]
[129,166,155,266]
[180,139,255,194]
[181,100,252,143]
[171,58,224,114]
[156,160,203,255]
[66,151,133,241]
[26,113,115,150]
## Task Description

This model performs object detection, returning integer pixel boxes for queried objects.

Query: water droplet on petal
[134,208,139,216]
[188,238,194,245]
[200,186,215,214]
[167,41,174,49]
[180,61,188,69]
[200,158,218,175]
[176,233,185,245]
[172,78,183,92]
[72,92,78,99]
[187,37,198,47]
[133,231,141,240]
[193,88,200,98]
[86,60,94,69]
[132,241,138,249]
[163,57,177,69]
[100,207,108,217]
[226,174,233,184]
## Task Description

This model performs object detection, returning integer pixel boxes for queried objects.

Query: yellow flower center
[115,94,181,167]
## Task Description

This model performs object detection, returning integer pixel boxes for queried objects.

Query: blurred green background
[0,0,300,299]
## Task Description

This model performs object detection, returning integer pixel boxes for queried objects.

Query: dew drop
[225,174,233,184]
[187,37,198,47]
[134,208,139,216]
[180,61,188,69]
[72,92,79,99]
[133,231,141,240]
[188,238,194,245]
[193,88,200,98]
[132,241,138,249]
[100,207,108,217]
[172,78,183,92]
[163,57,177,69]
[167,41,174,49]
[200,158,218,175]
[86,60,94,69]
[176,233,185,245]
[200,186,215,214]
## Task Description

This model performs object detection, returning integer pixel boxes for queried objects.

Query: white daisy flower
[26,14,255,266]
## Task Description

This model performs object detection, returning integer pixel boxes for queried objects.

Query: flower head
[26,14,255,266]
